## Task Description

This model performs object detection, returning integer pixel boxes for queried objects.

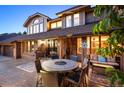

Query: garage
[3,45,14,57]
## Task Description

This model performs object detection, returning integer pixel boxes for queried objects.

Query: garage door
[3,45,14,57]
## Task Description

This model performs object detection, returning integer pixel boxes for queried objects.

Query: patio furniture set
[34,53,90,87]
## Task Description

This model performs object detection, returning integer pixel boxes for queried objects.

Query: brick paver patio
[0,56,110,87]
[0,56,37,87]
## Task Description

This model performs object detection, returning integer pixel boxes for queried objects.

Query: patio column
[28,41,31,52]
[120,53,124,72]
[81,37,87,62]
[58,38,64,58]
[13,43,16,59]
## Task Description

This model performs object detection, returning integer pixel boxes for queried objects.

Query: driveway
[0,56,37,87]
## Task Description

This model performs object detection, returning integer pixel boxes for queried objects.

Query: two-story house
[0,5,123,71]
[0,5,110,60]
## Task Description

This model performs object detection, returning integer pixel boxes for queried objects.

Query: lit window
[77,38,82,54]
[40,23,43,32]
[57,21,62,28]
[30,26,33,34]
[66,15,72,27]
[33,19,39,24]
[74,13,80,26]
[51,23,57,29]
[36,25,39,33]
[101,36,109,48]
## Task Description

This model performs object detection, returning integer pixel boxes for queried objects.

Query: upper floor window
[40,23,43,32]
[51,23,56,29]
[66,15,72,27]
[27,18,44,34]
[74,13,80,26]
[33,19,40,24]
[51,21,62,29]
[57,21,62,28]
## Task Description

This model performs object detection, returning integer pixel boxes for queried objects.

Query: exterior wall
[85,12,99,24]
[80,11,85,25]
[62,17,66,28]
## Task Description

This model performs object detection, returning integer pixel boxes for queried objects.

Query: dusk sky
[0,5,74,34]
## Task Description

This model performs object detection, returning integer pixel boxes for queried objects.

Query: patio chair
[51,54,59,59]
[34,58,44,87]
[62,64,89,87]
[70,55,78,62]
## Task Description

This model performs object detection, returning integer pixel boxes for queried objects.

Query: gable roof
[23,12,51,27]
[56,5,90,17]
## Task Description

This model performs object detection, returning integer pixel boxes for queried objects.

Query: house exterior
[0,5,124,71]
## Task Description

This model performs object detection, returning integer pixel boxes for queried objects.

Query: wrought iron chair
[34,58,43,87]
[51,54,59,59]
[70,55,78,62]
[62,57,90,87]
[62,64,89,87]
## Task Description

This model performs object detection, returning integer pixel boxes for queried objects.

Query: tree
[93,5,124,86]
[18,32,22,35]
[93,5,124,57]
[23,31,27,35]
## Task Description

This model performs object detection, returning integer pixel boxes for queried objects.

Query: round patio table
[42,59,78,72]
[41,59,78,87]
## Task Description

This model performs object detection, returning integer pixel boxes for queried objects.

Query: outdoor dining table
[41,59,78,87]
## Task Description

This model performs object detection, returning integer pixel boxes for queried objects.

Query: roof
[0,35,23,44]
[23,12,51,27]
[0,23,94,43]
[49,17,62,23]
[56,5,90,16]
[0,33,17,42]
[21,23,94,40]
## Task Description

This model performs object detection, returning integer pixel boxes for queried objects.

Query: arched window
[33,18,40,24]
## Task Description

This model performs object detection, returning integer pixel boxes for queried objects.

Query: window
[33,19,39,24]
[40,23,43,32]
[36,25,39,33]
[33,25,36,33]
[91,36,99,54]
[101,36,109,48]
[74,13,80,26]
[51,21,62,29]
[51,23,56,29]
[66,15,72,27]
[77,38,82,54]
[28,27,30,34]
[57,21,62,28]
[30,26,33,34]
[28,18,44,34]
